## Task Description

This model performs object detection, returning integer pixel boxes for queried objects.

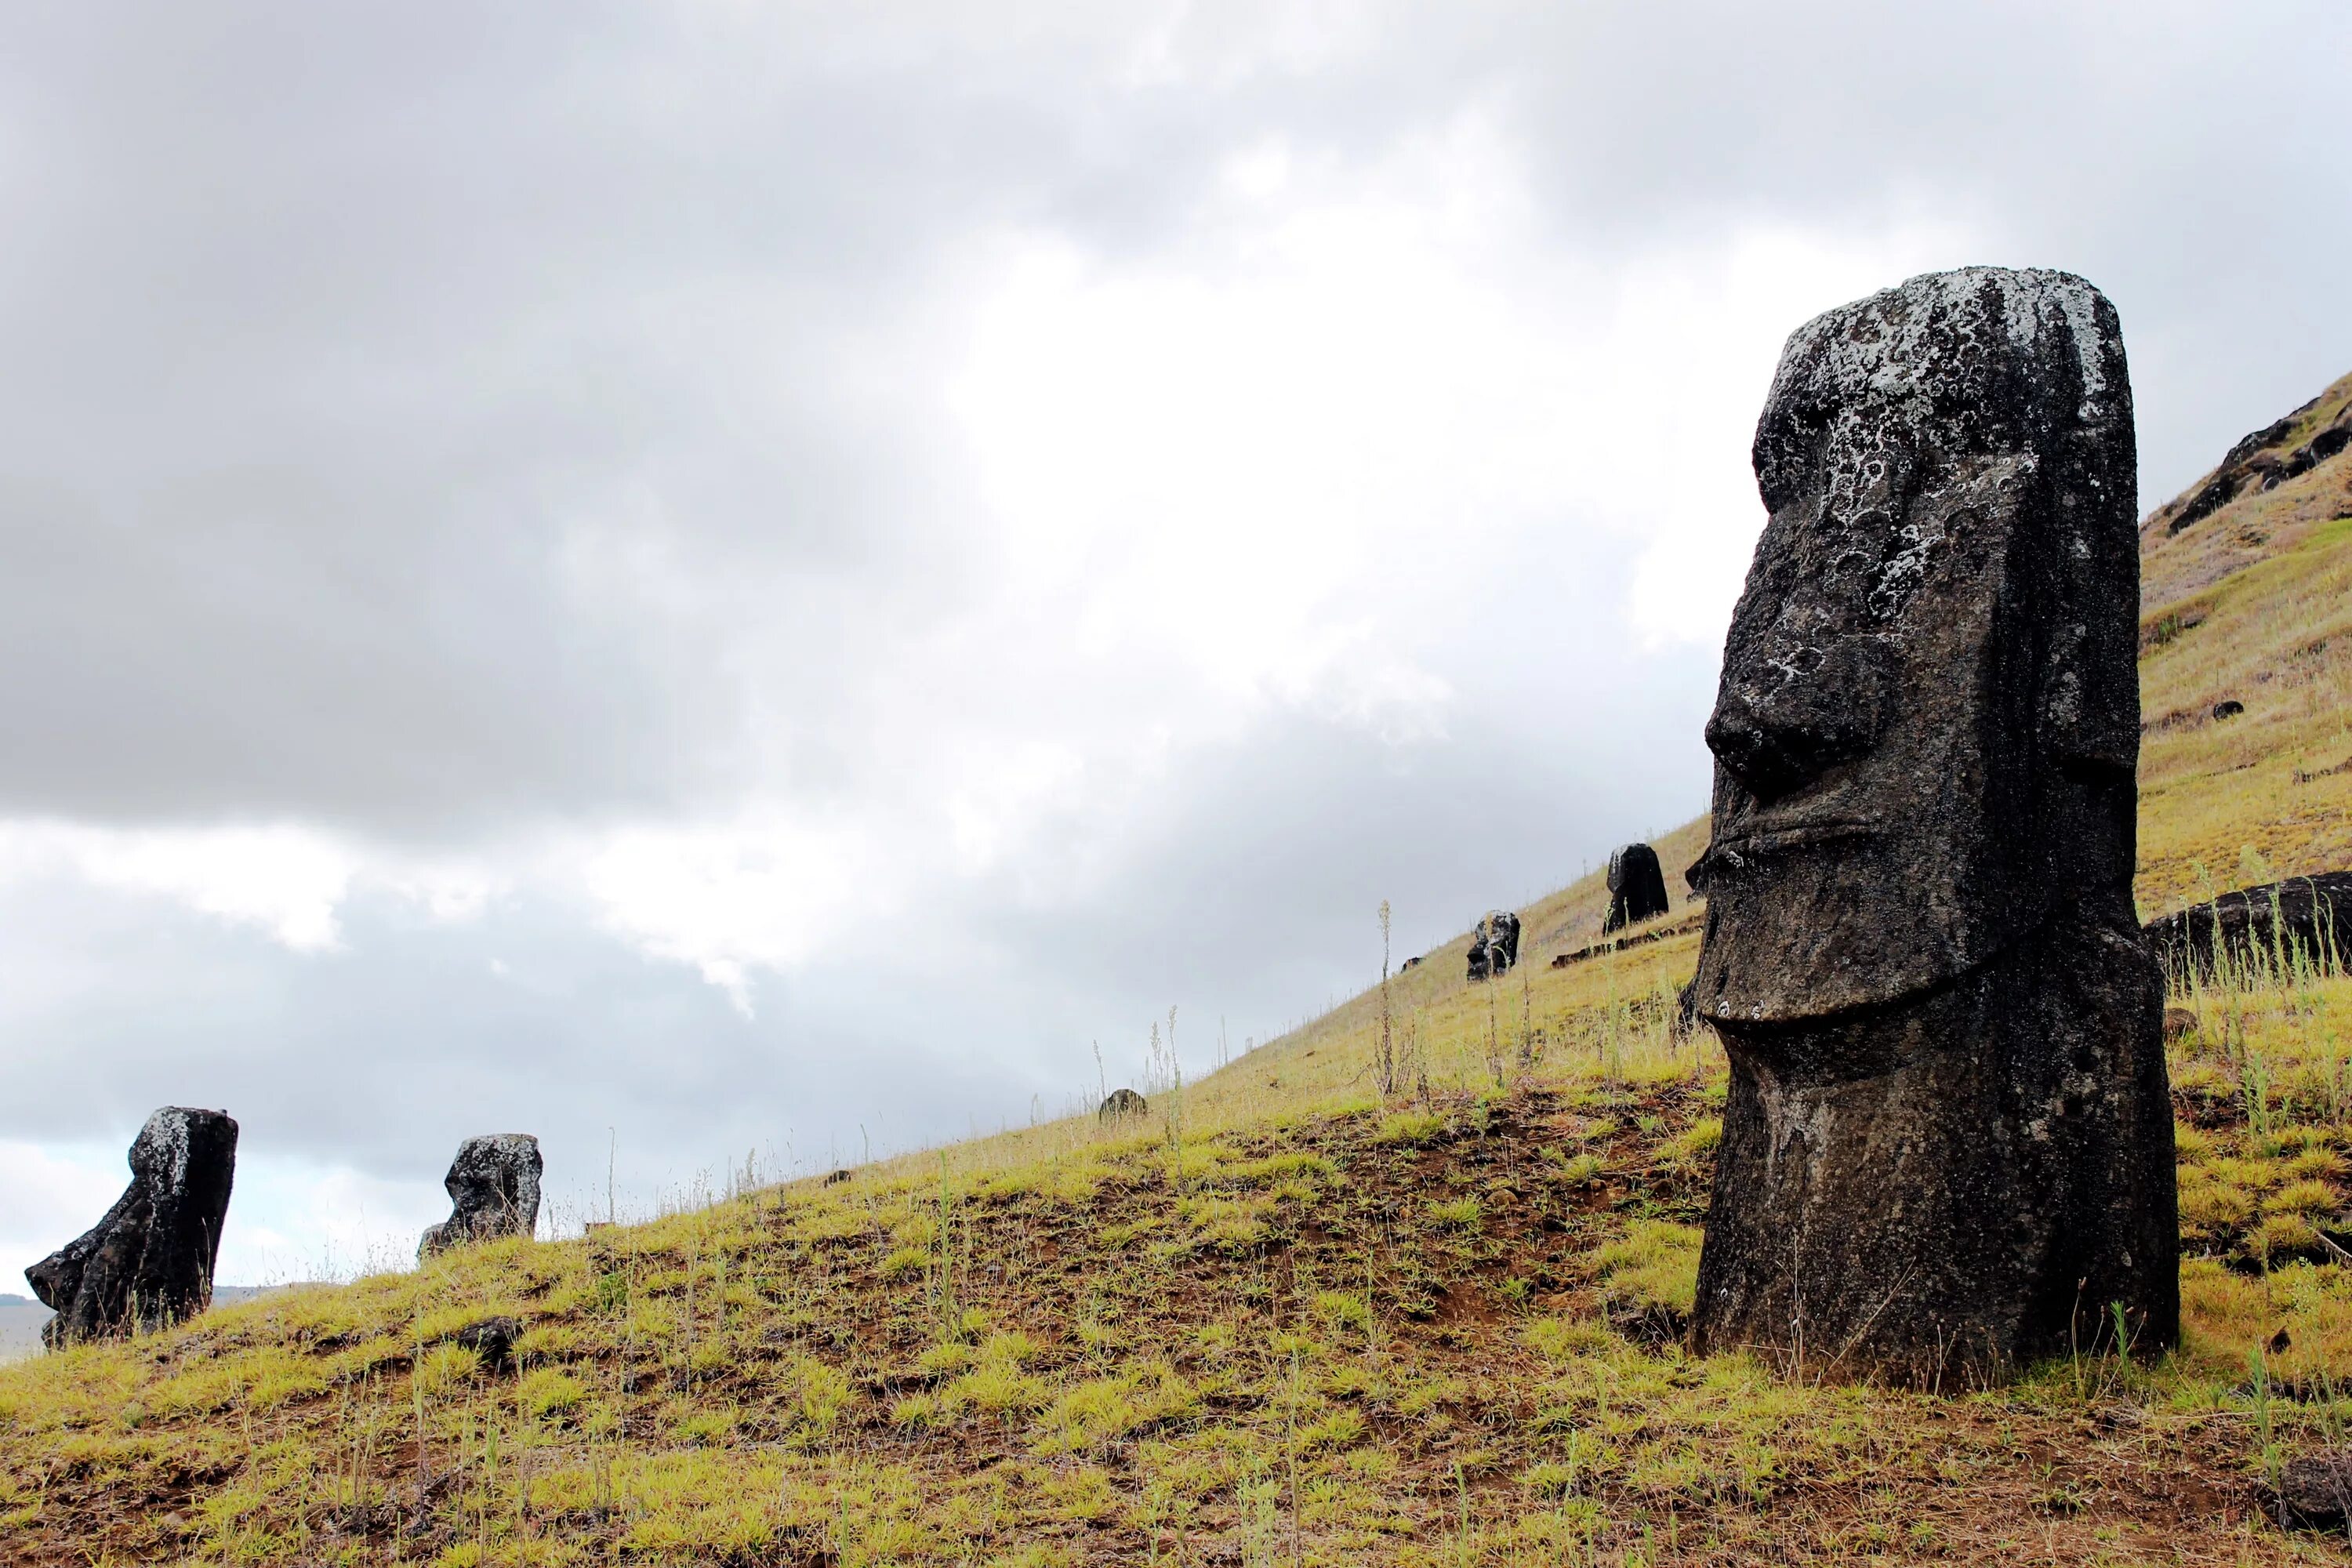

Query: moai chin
[1685,267,2176,1385]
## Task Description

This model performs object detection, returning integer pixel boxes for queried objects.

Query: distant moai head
[446,1134,543,1223]
[421,1134,543,1259]
[1604,844,1669,931]
[1690,268,2142,1025]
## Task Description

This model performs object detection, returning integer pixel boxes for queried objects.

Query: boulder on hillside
[1603,844,1671,931]
[419,1134,543,1261]
[2273,1451,2352,1530]
[1466,910,1520,982]
[1685,268,2176,1385]
[1099,1087,1149,1121]
[2143,872,2352,984]
[2151,392,2352,537]
[26,1107,238,1347]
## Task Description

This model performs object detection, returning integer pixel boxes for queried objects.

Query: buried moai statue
[27,1108,238,1348]
[1466,910,1521,981]
[1603,844,1671,932]
[419,1134,543,1260]
[1684,267,2176,1383]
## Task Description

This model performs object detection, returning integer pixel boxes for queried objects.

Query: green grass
[11,397,2352,1563]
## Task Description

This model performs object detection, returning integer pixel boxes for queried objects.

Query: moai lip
[1684,267,2177,1385]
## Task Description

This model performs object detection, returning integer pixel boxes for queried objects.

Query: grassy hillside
[2134,369,2352,916]
[10,402,2352,1565]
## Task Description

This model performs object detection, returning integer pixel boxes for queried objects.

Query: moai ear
[2036,551,2139,775]
[2031,290,2140,779]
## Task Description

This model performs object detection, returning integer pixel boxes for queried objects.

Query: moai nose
[1704,637,1892,801]
[1704,692,1823,800]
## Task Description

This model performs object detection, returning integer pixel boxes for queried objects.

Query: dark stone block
[1098,1088,1149,1120]
[1684,268,2176,1385]
[1465,910,1520,982]
[822,1168,853,1186]
[419,1134,542,1260]
[1603,844,1671,931]
[2143,872,2352,984]
[2274,1452,2352,1530]
[2212,699,2245,720]
[26,1107,238,1346]
[450,1315,522,1371]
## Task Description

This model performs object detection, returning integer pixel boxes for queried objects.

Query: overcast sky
[4,1,2348,1288]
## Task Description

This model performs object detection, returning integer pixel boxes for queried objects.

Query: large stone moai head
[27,1106,238,1347]
[1685,268,2175,1384]
[1691,267,2141,1025]
[419,1134,543,1261]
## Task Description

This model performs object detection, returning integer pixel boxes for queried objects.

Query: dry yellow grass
[10,397,2352,1564]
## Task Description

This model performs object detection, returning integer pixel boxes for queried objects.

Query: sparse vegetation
[9,401,2352,1562]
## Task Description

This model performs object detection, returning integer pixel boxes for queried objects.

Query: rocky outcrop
[1098,1088,1149,1120]
[1602,844,1671,931]
[2149,391,2352,536]
[2274,1451,2352,1530]
[2144,872,2352,983]
[26,1108,238,1346]
[1551,909,1704,968]
[1684,268,2176,1385]
[419,1135,543,1260]
[1466,911,1520,982]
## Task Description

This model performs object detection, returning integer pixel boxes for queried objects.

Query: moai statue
[1684,268,2176,1384]
[419,1134,543,1260]
[1466,910,1521,982]
[1603,844,1671,932]
[27,1107,238,1347]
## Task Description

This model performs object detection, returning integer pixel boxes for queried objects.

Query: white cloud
[575,816,891,1012]
[0,823,358,951]
[0,0,2342,1284]
[0,1139,128,1290]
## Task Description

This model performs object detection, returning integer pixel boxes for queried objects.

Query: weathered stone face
[1466,910,1520,982]
[419,1134,543,1261]
[1691,267,2142,1025]
[1603,844,1670,932]
[26,1107,238,1347]
[1684,268,2176,1384]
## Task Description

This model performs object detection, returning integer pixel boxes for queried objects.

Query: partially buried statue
[1466,910,1521,981]
[27,1107,238,1347]
[419,1134,543,1260]
[1685,267,2176,1384]
[1603,843,1671,932]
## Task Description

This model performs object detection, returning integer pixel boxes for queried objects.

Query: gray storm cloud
[0,1,2346,1278]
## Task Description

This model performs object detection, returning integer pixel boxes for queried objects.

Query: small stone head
[1690,268,2141,1026]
